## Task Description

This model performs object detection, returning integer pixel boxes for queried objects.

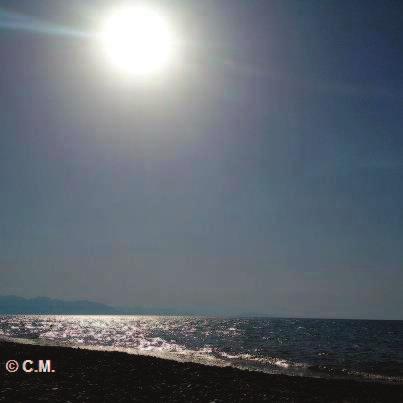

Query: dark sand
[1,341,402,402]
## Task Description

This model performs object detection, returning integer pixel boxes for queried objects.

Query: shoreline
[2,335,401,385]
[1,341,403,402]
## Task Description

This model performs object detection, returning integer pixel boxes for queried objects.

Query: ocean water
[1,315,402,383]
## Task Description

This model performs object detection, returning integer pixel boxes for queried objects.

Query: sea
[1,315,402,383]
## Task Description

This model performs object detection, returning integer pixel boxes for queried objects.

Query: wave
[0,333,308,375]
[3,333,400,384]
[1,315,403,385]
[307,364,403,384]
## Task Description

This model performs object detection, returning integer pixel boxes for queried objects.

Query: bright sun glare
[99,5,176,77]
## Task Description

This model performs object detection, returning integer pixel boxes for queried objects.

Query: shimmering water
[1,315,402,383]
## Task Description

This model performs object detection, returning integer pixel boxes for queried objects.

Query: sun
[99,5,177,77]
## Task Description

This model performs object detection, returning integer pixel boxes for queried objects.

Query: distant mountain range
[0,296,120,315]
[0,295,211,316]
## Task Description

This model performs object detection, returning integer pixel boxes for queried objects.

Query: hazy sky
[1,0,402,319]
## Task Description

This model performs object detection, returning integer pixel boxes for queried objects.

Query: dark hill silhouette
[0,296,119,315]
[0,296,212,315]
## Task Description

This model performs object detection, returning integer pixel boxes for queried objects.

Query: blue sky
[0,0,402,318]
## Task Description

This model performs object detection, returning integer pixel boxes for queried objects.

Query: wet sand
[1,341,402,402]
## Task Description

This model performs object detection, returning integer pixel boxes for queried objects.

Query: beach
[1,341,403,402]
